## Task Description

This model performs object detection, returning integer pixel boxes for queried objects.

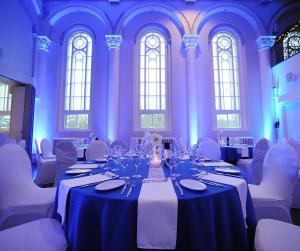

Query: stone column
[105,35,122,142]
[256,35,276,142]
[182,34,200,146]
[33,35,52,142]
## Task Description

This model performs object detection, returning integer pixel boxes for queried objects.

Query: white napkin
[202,161,233,167]
[137,178,178,249]
[237,147,249,158]
[57,174,110,224]
[69,163,99,169]
[203,173,247,219]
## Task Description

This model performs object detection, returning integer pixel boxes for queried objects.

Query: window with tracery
[283,31,300,60]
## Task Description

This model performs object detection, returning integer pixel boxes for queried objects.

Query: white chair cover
[0,144,55,230]
[255,219,300,251]
[40,138,56,159]
[34,139,57,186]
[249,143,299,223]
[196,138,221,161]
[129,137,138,153]
[55,140,77,185]
[178,137,187,152]
[110,140,128,151]
[286,138,300,208]
[17,139,26,150]
[85,140,109,160]
[0,218,68,251]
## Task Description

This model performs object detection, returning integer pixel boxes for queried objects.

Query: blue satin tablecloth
[53,159,256,251]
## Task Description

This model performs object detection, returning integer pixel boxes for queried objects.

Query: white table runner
[68,163,99,169]
[57,174,110,224]
[203,173,247,219]
[137,169,178,249]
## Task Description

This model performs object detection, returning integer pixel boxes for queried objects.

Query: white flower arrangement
[151,133,162,147]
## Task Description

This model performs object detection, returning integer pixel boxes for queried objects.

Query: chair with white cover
[237,138,270,184]
[40,138,56,159]
[286,138,300,208]
[0,144,56,230]
[17,139,26,150]
[249,143,299,223]
[196,138,221,161]
[129,137,139,153]
[0,218,68,251]
[85,140,109,160]
[34,139,57,186]
[255,219,300,251]
[55,140,77,185]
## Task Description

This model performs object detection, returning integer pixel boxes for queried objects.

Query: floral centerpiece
[150,133,163,167]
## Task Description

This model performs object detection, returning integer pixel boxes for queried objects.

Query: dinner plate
[179,179,207,191]
[215,167,241,174]
[95,179,125,191]
[65,169,91,175]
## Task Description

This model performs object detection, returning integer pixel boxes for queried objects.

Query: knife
[126,183,135,197]
[120,182,129,194]
[175,181,184,196]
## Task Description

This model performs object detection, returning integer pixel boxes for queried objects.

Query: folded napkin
[57,174,111,224]
[237,147,249,158]
[68,163,99,169]
[202,161,233,167]
[137,178,178,249]
[203,173,247,219]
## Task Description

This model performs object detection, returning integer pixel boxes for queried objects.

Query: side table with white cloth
[53,158,256,251]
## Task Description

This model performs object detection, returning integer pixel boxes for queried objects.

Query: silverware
[126,182,136,197]
[212,172,244,179]
[199,179,226,187]
[142,178,168,183]
[120,181,129,194]
[77,182,100,188]
[73,173,92,178]
[175,181,184,196]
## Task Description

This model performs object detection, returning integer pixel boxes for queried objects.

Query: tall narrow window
[212,31,241,129]
[0,83,12,131]
[63,31,92,130]
[138,31,168,130]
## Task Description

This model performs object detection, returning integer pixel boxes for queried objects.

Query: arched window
[211,31,242,129]
[63,31,93,130]
[0,83,11,131]
[136,30,169,130]
[283,31,300,60]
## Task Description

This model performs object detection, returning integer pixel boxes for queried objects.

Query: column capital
[256,35,276,51]
[182,34,200,50]
[105,35,122,49]
[36,35,52,52]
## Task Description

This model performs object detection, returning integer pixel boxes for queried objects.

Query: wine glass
[120,157,130,180]
[190,151,199,171]
[165,152,179,180]
[132,158,142,178]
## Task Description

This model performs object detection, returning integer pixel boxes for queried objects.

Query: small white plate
[179,179,207,191]
[65,169,91,175]
[95,179,125,191]
[95,158,107,163]
[215,167,241,174]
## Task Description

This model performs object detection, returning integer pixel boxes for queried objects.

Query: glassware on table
[120,157,130,180]
[190,151,199,171]
[132,158,142,178]
[165,152,180,180]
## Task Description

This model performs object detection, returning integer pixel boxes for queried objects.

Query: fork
[126,181,136,197]
[120,181,130,194]
[175,181,184,196]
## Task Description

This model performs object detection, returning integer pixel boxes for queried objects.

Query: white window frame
[133,27,171,132]
[0,83,12,132]
[58,28,95,132]
[209,28,248,131]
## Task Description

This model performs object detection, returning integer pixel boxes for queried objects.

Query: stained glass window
[138,31,168,129]
[0,83,12,131]
[64,31,92,129]
[283,31,300,60]
[212,31,241,129]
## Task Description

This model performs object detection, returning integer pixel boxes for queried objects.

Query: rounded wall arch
[115,3,190,36]
[192,3,265,36]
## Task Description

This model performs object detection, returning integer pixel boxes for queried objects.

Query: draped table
[53,158,256,251]
[221,146,253,165]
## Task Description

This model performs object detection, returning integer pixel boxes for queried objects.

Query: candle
[150,155,161,167]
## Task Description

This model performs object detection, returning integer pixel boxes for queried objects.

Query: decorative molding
[105,35,122,49]
[256,35,276,50]
[182,34,200,50]
[36,35,52,52]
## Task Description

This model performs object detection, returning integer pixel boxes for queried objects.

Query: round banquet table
[53,158,256,251]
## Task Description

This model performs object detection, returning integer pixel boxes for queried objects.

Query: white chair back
[261,143,299,205]
[40,138,54,159]
[287,138,300,159]
[252,138,270,185]
[0,144,35,207]
[179,137,187,152]
[55,140,77,182]
[129,137,138,152]
[196,138,221,161]
[85,140,109,160]
[17,139,26,150]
